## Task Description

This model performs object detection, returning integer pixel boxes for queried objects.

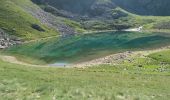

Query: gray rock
[0,29,21,49]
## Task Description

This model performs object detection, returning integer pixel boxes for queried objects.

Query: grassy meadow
[0,54,170,100]
[1,0,170,100]
[1,42,170,100]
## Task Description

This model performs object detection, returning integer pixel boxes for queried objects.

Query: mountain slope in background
[32,0,170,18]
[32,0,130,20]
[1,0,170,44]
[0,0,86,40]
[0,0,58,40]
[113,0,170,16]
[32,0,170,16]
[32,0,170,31]
[32,0,138,31]
[32,0,118,18]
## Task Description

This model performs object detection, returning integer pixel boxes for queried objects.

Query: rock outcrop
[0,29,21,49]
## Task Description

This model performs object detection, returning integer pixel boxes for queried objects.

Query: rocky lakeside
[74,46,170,68]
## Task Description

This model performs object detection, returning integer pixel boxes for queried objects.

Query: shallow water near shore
[6,31,170,65]
[49,62,70,67]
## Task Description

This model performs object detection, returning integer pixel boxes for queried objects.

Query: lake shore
[73,46,170,68]
[1,45,170,68]
[21,28,170,45]
[1,29,170,68]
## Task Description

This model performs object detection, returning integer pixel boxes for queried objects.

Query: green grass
[1,29,170,99]
[115,7,170,31]
[149,50,170,63]
[0,57,170,100]
[63,19,86,33]
[0,0,59,40]
[1,1,170,99]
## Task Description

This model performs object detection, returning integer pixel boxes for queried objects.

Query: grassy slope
[1,1,170,99]
[149,50,170,63]
[116,7,170,31]
[32,0,170,31]
[80,7,170,32]
[2,0,169,39]
[0,57,170,100]
[0,0,59,40]
[134,16,170,31]
[62,18,86,33]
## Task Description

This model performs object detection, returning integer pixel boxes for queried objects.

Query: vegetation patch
[149,50,170,64]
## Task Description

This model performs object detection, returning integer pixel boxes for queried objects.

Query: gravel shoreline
[1,46,170,68]
[74,46,170,68]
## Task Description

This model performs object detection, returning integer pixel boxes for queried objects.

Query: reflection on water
[8,31,170,64]
[49,62,69,67]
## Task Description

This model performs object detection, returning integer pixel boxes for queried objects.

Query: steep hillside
[32,0,137,30]
[0,0,86,41]
[0,0,59,40]
[113,0,170,16]
[31,0,170,31]
[32,0,170,16]
[32,0,170,17]
[32,0,120,18]
[1,0,170,43]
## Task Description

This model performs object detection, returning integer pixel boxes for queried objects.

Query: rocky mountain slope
[32,0,118,18]
[32,0,137,30]
[1,0,170,49]
[32,0,170,17]
[113,0,170,16]
[32,0,170,31]
[0,0,85,40]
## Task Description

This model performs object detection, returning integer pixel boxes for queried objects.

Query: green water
[6,31,170,64]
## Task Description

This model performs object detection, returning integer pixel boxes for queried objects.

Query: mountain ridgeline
[31,0,170,31]
[32,0,170,16]
[32,0,119,18]
[31,0,133,31]
[113,0,170,16]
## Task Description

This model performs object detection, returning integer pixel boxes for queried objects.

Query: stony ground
[0,29,21,49]
[74,46,170,68]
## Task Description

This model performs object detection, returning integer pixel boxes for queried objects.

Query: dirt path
[0,55,49,67]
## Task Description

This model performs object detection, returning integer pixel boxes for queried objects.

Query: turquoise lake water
[7,31,170,64]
